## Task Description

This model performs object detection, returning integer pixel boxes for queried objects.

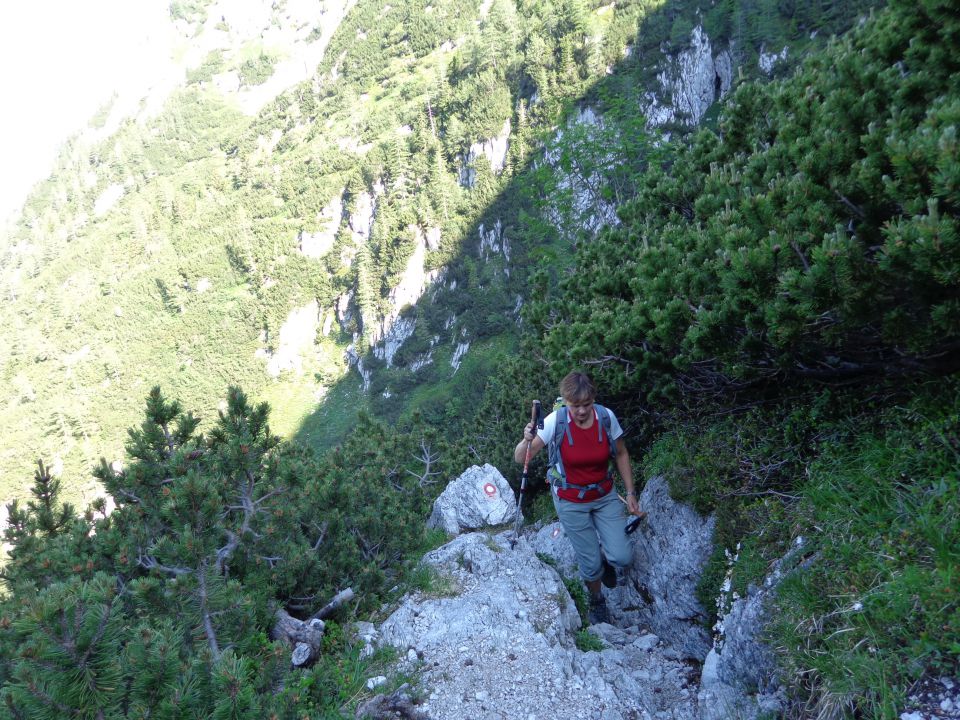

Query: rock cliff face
[642,25,733,128]
[459,119,512,188]
[259,300,321,377]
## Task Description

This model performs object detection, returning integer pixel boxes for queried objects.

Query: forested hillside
[2,0,957,717]
[0,0,875,504]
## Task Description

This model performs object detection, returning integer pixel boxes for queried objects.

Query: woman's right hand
[522,423,536,442]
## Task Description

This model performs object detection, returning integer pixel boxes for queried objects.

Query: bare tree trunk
[271,609,324,667]
[271,588,355,667]
[310,587,355,621]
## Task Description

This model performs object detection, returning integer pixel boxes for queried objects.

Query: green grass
[575,629,605,652]
[771,396,960,717]
[563,575,589,626]
[293,374,367,451]
[405,565,461,598]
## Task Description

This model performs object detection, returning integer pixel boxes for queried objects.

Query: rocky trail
[369,531,700,720]
[355,468,782,720]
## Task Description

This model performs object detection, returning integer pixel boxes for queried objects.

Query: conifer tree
[2,573,126,719]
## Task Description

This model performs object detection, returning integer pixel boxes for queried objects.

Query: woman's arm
[514,424,546,464]
[615,438,641,515]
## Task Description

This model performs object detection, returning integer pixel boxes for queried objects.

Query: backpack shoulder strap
[548,407,571,479]
[595,405,617,460]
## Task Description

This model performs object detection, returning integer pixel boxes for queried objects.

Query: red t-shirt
[556,416,613,502]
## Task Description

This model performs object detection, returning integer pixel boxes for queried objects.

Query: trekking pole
[511,399,542,548]
[617,493,647,535]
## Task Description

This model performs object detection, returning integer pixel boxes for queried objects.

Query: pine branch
[833,190,866,221]
[77,602,114,674]
[311,521,328,551]
[253,487,284,507]
[138,554,192,577]
[115,489,142,504]
[309,587,356,621]
[196,561,220,661]
[22,681,75,717]
[790,240,811,272]
[216,468,263,574]
[406,440,441,487]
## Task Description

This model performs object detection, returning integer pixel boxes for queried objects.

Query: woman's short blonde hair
[559,371,596,405]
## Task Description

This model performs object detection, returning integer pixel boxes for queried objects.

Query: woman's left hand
[626,494,642,517]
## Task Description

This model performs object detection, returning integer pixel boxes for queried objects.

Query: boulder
[609,475,715,661]
[426,464,517,535]
[697,548,795,719]
[529,521,579,577]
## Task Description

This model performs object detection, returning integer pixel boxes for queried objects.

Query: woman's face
[565,397,595,425]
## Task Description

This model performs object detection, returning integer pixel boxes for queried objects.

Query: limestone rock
[642,25,733,128]
[297,192,343,258]
[698,550,793,719]
[93,183,125,216]
[263,300,321,378]
[459,119,512,187]
[450,341,470,372]
[426,464,517,535]
[373,316,415,367]
[529,521,579,577]
[612,475,715,661]
[758,45,789,75]
[369,228,440,365]
[376,531,699,720]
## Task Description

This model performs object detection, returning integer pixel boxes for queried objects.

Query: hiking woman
[513,371,644,624]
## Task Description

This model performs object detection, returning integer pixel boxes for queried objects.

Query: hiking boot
[588,594,609,625]
[601,558,617,589]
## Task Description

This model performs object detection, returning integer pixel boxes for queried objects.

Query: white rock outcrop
[758,45,789,75]
[459,119,512,187]
[367,229,440,365]
[450,341,470,372]
[642,25,733,127]
[478,219,512,263]
[373,316,415,367]
[426,464,517,535]
[93,183,125,216]
[297,192,343,258]
[375,531,700,720]
[263,300,320,377]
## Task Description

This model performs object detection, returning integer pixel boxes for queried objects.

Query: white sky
[0,0,173,223]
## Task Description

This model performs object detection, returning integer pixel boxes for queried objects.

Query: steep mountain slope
[0,0,878,509]
[3,0,955,717]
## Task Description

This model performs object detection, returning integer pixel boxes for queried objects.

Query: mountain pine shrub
[532,0,960,405]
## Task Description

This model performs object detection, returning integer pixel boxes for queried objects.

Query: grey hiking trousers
[552,490,633,582]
